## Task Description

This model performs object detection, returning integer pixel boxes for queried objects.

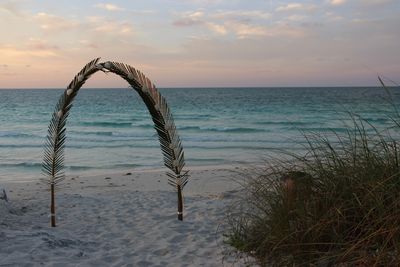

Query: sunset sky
[0,0,399,88]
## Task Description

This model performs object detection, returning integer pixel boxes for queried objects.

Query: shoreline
[1,164,247,195]
[0,163,248,184]
[0,166,254,266]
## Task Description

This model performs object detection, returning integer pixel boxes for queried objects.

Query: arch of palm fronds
[42,58,189,227]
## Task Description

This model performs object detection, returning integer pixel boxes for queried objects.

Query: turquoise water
[0,87,399,182]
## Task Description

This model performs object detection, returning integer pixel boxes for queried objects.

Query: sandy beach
[0,166,255,266]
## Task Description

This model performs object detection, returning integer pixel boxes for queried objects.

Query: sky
[0,0,399,88]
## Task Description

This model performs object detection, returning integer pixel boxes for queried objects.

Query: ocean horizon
[1,86,399,182]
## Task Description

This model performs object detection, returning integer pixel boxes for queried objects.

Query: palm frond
[167,170,190,189]
[97,61,189,190]
[42,58,100,227]
[42,58,101,185]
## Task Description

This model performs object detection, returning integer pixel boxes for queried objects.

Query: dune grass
[226,114,400,266]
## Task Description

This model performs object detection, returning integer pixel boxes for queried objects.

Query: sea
[0,87,399,182]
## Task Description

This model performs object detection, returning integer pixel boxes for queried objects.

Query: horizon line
[0,85,396,90]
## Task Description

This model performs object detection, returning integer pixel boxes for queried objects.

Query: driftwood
[42,58,189,227]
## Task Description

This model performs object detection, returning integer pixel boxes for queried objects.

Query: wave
[75,131,113,136]
[364,118,390,124]
[185,145,283,150]
[0,140,156,149]
[183,136,283,142]
[69,131,154,139]
[66,165,94,171]
[0,162,42,168]
[0,162,143,172]
[66,163,142,171]
[0,131,42,138]
[188,158,226,162]
[135,124,153,129]
[255,121,315,126]
[78,121,134,127]
[0,144,43,148]
[176,114,215,120]
[90,131,114,136]
[5,141,294,151]
[110,163,142,168]
[0,141,155,149]
[299,127,349,133]
[65,143,158,149]
[179,126,266,133]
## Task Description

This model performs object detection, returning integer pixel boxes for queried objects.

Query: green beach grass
[226,109,400,265]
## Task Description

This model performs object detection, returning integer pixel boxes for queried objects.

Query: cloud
[173,9,306,39]
[95,3,124,11]
[79,40,99,49]
[34,12,79,31]
[276,3,316,12]
[1,0,398,88]
[0,1,24,16]
[173,18,202,26]
[130,10,157,15]
[206,22,227,35]
[173,11,261,38]
[224,22,266,38]
[359,0,394,5]
[27,38,59,51]
[276,3,302,11]
[285,15,308,22]
[173,9,271,32]
[0,45,58,58]
[325,12,344,21]
[173,11,204,26]
[0,72,17,77]
[211,10,271,20]
[226,21,306,39]
[185,0,224,5]
[329,0,347,5]
[86,16,103,24]
[91,19,134,35]
[59,16,134,37]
